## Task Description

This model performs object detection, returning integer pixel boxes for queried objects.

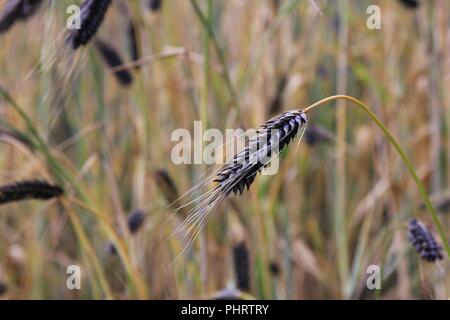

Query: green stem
[303,95,450,259]
[190,0,238,108]
[334,0,349,293]
[0,85,115,298]
[0,86,73,187]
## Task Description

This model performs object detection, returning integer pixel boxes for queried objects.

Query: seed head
[67,0,112,49]
[0,180,64,205]
[174,109,308,258]
[0,281,7,296]
[154,169,179,205]
[269,261,280,277]
[0,0,42,35]
[304,124,334,146]
[214,110,307,196]
[408,219,443,263]
[397,0,420,9]
[148,0,163,11]
[127,210,146,234]
[233,241,250,292]
[94,39,133,86]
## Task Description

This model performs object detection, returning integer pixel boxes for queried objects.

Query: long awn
[172,110,308,259]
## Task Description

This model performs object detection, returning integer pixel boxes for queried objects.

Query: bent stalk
[303,95,450,259]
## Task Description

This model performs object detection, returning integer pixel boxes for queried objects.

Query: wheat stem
[190,0,238,108]
[335,0,349,293]
[0,86,140,298]
[303,94,450,259]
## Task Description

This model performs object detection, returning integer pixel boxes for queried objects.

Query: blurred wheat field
[0,0,449,299]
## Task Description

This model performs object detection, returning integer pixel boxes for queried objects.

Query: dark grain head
[233,241,250,292]
[0,180,64,205]
[66,0,112,49]
[154,169,179,204]
[94,39,133,86]
[214,110,308,197]
[148,0,163,12]
[304,124,334,146]
[397,0,420,9]
[127,209,146,234]
[408,219,443,262]
[0,0,42,35]
[0,281,7,296]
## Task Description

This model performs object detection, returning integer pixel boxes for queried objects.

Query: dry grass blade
[0,0,42,35]
[0,180,64,205]
[66,0,112,49]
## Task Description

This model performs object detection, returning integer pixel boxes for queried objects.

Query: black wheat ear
[0,0,43,36]
[0,180,64,205]
[397,0,420,9]
[233,241,250,292]
[173,110,308,256]
[214,110,307,196]
[66,0,112,50]
[408,218,443,263]
[148,0,163,12]
[94,39,133,86]
[127,209,146,234]
[154,169,179,205]
[0,281,7,296]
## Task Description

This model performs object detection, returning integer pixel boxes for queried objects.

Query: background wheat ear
[408,219,443,263]
[148,0,163,12]
[304,124,334,146]
[94,39,134,86]
[0,0,43,36]
[0,180,64,205]
[66,0,112,50]
[153,169,179,205]
[127,209,146,234]
[233,241,250,292]
[397,0,420,9]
